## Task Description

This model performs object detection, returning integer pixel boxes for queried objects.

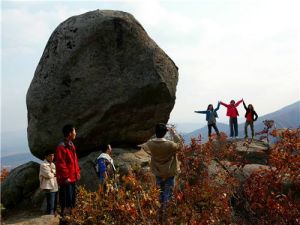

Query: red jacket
[220,100,243,118]
[55,140,80,185]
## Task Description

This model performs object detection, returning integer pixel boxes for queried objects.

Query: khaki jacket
[142,134,183,178]
[39,160,58,192]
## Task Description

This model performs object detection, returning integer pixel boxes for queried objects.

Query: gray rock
[26,10,178,160]
[212,138,269,165]
[1,161,40,209]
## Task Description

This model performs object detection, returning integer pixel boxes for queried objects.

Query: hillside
[1,153,41,169]
[183,100,300,143]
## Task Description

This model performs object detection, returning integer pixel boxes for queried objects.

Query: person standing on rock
[55,124,80,216]
[96,144,116,192]
[220,99,243,138]
[39,149,58,215]
[194,101,221,138]
[243,100,258,139]
[141,123,183,222]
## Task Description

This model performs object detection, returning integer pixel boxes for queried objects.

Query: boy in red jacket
[220,99,243,138]
[56,124,80,216]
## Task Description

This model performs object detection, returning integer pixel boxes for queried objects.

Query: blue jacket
[195,102,220,122]
[97,158,107,183]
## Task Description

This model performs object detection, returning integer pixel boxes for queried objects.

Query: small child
[220,99,243,138]
[39,150,58,215]
[195,101,221,138]
[243,100,258,139]
[96,144,116,192]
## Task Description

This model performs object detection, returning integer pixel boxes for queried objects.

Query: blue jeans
[46,191,57,214]
[156,176,175,209]
[229,117,238,137]
[59,183,76,211]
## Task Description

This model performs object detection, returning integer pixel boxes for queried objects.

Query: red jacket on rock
[220,100,243,118]
[55,140,80,185]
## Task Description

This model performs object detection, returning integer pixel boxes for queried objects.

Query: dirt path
[1,210,60,225]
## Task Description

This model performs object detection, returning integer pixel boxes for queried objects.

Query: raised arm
[169,128,184,152]
[220,101,229,107]
[243,100,248,110]
[235,99,243,107]
[214,101,221,112]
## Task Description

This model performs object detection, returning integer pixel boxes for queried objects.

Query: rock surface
[1,161,40,209]
[2,213,59,225]
[26,10,178,160]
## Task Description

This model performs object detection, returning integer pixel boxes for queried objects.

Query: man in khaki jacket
[141,123,183,220]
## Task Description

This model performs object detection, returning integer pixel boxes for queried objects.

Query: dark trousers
[59,183,76,211]
[46,191,57,214]
[156,176,175,209]
[245,120,254,137]
[208,123,220,137]
[229,117,238,137]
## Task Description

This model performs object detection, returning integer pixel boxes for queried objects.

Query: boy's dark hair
[44,149,54,157]
[62,124,75,137]
[100,144,110,153]
[230,100,235,104]
[155,123,168,138]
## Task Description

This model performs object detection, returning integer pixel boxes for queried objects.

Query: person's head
[100,144,112,155]
[248,104,254,110]
[230,100,235,106]
[207,104,213,110]
[44,149,55,163]
[62,124,76,141]
[155,123,168,138]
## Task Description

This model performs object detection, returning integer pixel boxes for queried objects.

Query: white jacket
[39,160,58,192]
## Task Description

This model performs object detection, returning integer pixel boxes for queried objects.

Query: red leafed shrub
[167,135,239,225]
[66,128,300,225]
[67,175,161,225]
[242,129,300,225]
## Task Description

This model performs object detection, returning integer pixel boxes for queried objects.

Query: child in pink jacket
[220,99,243,138]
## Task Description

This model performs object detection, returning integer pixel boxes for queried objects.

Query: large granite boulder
[27,10,178,159]
[1,161,40,209]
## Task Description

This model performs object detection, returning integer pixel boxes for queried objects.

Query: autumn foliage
[0,168,10,183]
[242,129,300,224]
[66,128,300,225]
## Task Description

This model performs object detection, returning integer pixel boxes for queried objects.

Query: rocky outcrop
[1,161,40,209]
[209,138,271,183]
[26,10,179,160]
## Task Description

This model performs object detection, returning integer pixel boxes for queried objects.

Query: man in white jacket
[39,150,58,215]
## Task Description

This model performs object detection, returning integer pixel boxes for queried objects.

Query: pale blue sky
[1,0,300,134]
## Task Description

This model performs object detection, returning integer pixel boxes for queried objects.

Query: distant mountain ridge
[183,100,300,143]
